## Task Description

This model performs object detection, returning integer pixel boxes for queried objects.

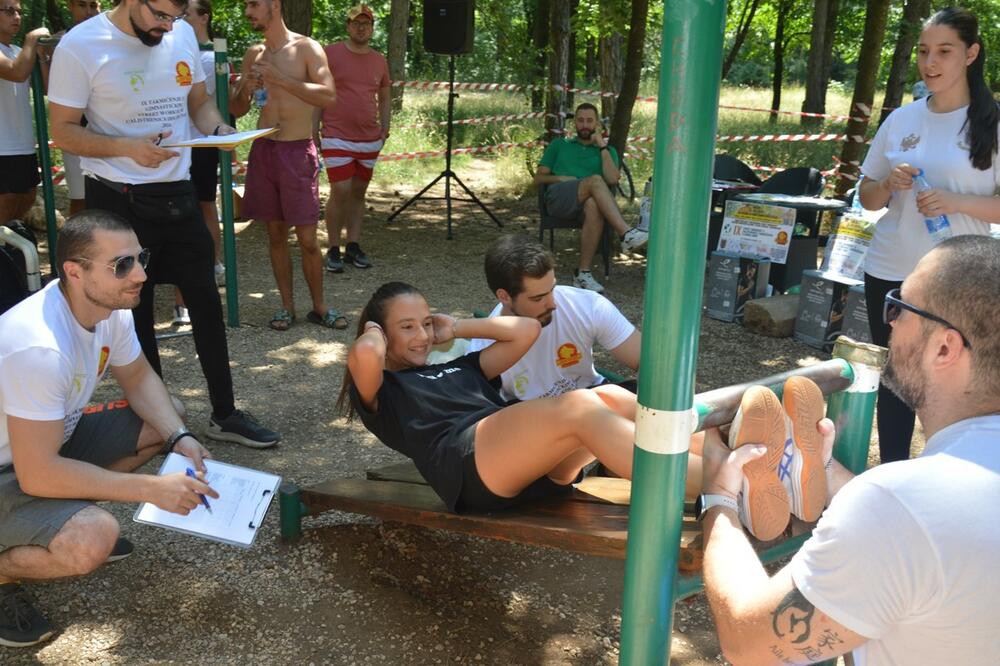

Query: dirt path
[5,162,872,664]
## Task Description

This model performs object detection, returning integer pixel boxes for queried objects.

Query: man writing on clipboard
[0,212,219,648]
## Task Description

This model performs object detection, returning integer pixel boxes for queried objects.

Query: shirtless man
[231,0,344,331]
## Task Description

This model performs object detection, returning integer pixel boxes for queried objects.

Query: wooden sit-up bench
[279,339,884,599]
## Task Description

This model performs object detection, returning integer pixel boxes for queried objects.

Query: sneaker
[728,385,790,541]
[324,248,344,273]
[621,227,649,254]
[172,305,190,326]
[344,243,372,269]
[205,409,280,449]
[214,262,226,287]
[573,270,605,293]
[781,376,828,522]
[0,583,55,648]
[104,537,134,564]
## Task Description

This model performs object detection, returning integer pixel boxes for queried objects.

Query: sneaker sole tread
[733,386,790,541]
[784,376,828,522]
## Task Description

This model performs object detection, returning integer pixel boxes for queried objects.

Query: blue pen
[185,467,213,514]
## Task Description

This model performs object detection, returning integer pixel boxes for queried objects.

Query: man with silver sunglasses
[47,0,280,449]
[700,234,1000,665]
[0,211,220,647]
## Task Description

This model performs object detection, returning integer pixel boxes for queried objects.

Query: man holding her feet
[0,212,219,646]
[701,235,1000,665]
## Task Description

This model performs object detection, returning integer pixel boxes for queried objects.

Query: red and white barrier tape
[379,139,546,162]
[396,111,548,130]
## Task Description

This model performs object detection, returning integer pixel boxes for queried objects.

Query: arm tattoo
[771,587,816,644]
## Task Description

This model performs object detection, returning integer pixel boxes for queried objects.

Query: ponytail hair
[336,281,423,420]
[926,7,999,170]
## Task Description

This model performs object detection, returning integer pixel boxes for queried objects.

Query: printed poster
[718,200,797,264]
[820,214,875,281]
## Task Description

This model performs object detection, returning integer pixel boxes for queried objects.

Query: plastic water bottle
[253,87,268,107]
[851,175,864,212]
[914,168,953,244]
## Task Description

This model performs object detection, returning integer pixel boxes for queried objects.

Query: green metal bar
[211,38,240,327]
[30,60,58,273]
[619,2,727,663]
[827,337,886,475]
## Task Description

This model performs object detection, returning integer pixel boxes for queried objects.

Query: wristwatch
[164,427,195,453]
[695,493,739,521]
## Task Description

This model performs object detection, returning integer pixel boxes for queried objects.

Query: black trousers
[85,176,235,418]
[864,273,914,463]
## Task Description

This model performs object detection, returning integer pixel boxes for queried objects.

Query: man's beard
[130,16,164,46]
[576,128,594,140]
[882,337,926,411]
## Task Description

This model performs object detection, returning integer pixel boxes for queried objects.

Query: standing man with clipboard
[47,0,281,449]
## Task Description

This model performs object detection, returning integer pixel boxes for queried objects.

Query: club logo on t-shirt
[175,61,193,86]
[97,345,110,375]
[125,70,145,93]
[555,343,582,368]
[900,133,920,152]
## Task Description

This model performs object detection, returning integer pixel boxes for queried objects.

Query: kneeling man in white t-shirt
[700,235,1000,666]
[467,235,641,402]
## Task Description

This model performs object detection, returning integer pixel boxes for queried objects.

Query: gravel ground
[5,165,898,665]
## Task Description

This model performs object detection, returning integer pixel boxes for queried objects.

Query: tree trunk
[879,0,931,126]
[283,0,312,36]
[585,38,597,82]
[545,0,571,136]
[801,0,829,128]
[608,0,648,158]
[818,0,839,103]
[386,0,409,112]
[835,0,892,195]
[531,0,551,112]
[598,33,624,122]
[721,0,762,80]
[567,25,576,111]
[769,0,790,124]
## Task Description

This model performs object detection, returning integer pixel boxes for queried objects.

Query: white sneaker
[621,227,649,253]
[172,305,190,326]
[573,270,605,293]
[214,263,226,287]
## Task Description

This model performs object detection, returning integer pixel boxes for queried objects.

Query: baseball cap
[347,4,374,21]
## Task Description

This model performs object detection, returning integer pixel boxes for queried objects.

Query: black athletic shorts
[190,147,219,203]
[454,426,577,513]
[0,154,40,194]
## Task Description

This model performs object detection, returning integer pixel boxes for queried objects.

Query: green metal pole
[619,2,727,663]
[212,38,240,327]
[827,337,886,475]
[30,58,58,273]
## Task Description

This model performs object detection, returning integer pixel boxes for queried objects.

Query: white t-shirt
[467,285,635,401]
[0,281,142,467]
[861,97,997,281]
[48,13,206,184]
[789,415,1000,666]
[0,42,36,156]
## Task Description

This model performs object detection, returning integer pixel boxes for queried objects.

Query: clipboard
[160,127,279,149]
[133,453,281,548]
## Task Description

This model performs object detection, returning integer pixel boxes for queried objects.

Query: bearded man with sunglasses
[46,0,280,449]
[0,211,221,646]
[700,235,1000,665]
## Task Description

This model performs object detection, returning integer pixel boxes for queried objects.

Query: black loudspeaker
[423,0,474,55]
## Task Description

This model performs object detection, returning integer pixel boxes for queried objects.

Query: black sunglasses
[73,248,151,279]
[883,288,971,350]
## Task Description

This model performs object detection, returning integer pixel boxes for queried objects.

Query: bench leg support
[279,482,309,542]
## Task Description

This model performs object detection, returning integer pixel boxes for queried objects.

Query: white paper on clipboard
[133,453,281,548]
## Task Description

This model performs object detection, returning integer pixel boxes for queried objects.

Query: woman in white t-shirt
[859,7,1000,463]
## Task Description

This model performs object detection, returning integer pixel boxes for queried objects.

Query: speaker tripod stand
[387,55,502,239]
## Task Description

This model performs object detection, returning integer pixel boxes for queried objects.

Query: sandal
[306,308,349,330]
[269,309,295,331]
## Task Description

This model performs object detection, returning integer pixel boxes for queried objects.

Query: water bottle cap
[915,168,925,177]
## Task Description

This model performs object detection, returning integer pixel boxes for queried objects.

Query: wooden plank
[301,477,706,565]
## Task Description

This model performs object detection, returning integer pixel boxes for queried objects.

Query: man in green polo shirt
[533,102,648,293]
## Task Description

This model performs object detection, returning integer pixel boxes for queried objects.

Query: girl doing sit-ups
[338,281,704,513]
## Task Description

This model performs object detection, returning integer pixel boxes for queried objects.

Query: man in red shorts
[232,0,343,331]
[320,4,390,273]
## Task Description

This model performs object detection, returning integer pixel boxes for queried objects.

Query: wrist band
[164,428,194,454]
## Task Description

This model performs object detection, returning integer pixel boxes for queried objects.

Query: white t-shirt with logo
[47,13,206,184]
[0,42,35,156]
[467,285,635,401]
[789,415,1000,666]
[0,281,142,467]
[861,97,997,281]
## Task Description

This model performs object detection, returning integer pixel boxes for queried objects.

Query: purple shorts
[242,138,321,226]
